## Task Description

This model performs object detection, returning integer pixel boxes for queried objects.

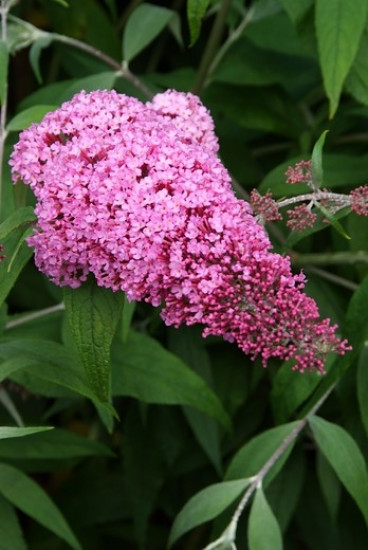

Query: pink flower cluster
[10,90,350,372]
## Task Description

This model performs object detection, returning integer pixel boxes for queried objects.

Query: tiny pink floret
[10,89,350,372]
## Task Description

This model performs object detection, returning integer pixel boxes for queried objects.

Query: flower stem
[193,0,232,94]
[302,265,358,291]
[292,250,368,266]
[5,303,65,330]
[201,386,335,550]
[51,33,154,99]
[0,0,10,219]
[7,15,154,100]
[277,191,350,210]
[206,5,255,84]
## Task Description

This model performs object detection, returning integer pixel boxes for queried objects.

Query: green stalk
[193,0,232,94]
[293,250,368,266]
[0,0,10,219]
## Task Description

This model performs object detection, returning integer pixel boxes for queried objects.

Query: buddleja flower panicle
[10,89,350,373]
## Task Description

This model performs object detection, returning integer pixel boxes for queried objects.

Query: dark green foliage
[0,1,368,548]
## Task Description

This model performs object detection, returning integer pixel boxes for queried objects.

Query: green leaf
[169,478,250,547]
[225,422,300,482]
[7,105,56,132]
[120,295,136,344]
[123,3,175,63]
[112,330,231,430]
[271,362,322,424]
[29,35,53,83]
[213,38,314,88]
[315,203,351,240]
[0,207,36,241]
[0,227,34,309]
[0,428,113,460]
[259,153,368,197]
[315,0,368,117]
[122,406,166,546]
[248,486,283,550]
[64,278,123,403]
[299,273,368,416]
[0,463,81,549]
[0,40,8,106]
[206,84,304,138]
[311,130,328,189]
[187,0,210,46]
[357,342,368,438]
[346,32,368,106]
[266,448,306,532]
[309,415,368,525]
[0,494,27,550]
[285,207,350,248]
[168,326,222,474]
[0,426,53,440]
[250,0,284,23]
[58,72,117,103]
[316,451,341,522]
[0,339,99,401]
[280,0,312,22]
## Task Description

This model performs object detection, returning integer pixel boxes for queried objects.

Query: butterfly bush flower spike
[10,89,350,373]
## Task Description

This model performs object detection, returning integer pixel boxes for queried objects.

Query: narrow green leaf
[0,463,81,549]
[346,32,368,106]
[120,295,136,343]
[271,361,322,424]
[280,0,312,23]
[64,278,123,403]
[112,331,231,430]
[315,0,368,117]
[0,40,8,106]
[123,3,175,62]
[123,406,166,546]
[250,0,284,23]
[0,428,113,460]
[0,426,53,440]
[0,356,40,384]
[187,0,210,46]
[357,342,368,438]
[0,228,34,309]
[7,105,56,132]
[286,207,350,249]
[169,478,250,547]
[316,451,341,522]
[225,422,300,483]
[168,326,222,474]
[260,153,368,197]
[0,494,27,550]
[29,35,52,83]
[0,207,36,241]
[311,130,328,189]
[58,72,117,102]
[0,339,99,401]
[309,415,368,525]
[299,273,368,416]
[266,448,306,532]
[248,486,283,550]
[315,203,351,240]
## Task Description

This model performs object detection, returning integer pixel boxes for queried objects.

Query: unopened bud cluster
[251,159,368,231]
